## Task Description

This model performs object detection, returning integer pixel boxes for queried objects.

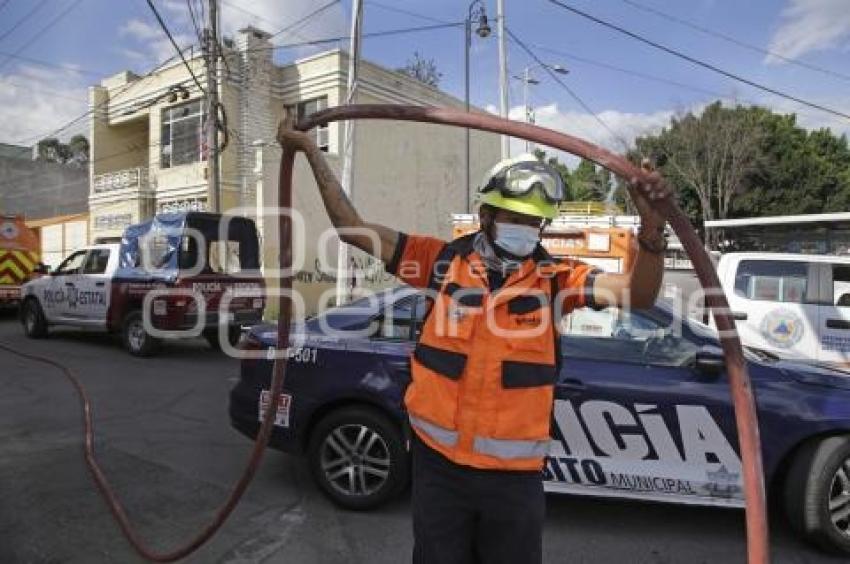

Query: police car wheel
[122,311,158,357]
[21,299,47,338]
[785,435,850,554]
[307,406,409,510]
[203,326,241,350]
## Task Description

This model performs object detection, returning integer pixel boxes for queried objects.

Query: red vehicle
[0,215,40,307]
[19,212,265,356]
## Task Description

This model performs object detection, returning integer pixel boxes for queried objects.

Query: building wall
[0,156,88,220]
[27,215,90,268]
[87,35,501,318]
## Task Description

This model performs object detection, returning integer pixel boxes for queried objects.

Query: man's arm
[277,112,399,264]
[591,170,670,310]
[592,239,664,309]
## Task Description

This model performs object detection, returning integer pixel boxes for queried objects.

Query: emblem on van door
[761,308,804,348]
[0,222,18,240]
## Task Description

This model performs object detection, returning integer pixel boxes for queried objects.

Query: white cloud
[756,94,850,136]
[487,102,676,166]
[0,66,89,144]
[115,1,347,68]
[118,18,195,65]
[218,0,347,40]
[765,0,850,63]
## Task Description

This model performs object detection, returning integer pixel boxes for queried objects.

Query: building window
[161,100,205,168]
[290,96,329,152]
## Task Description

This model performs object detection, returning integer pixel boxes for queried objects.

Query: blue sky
[1,0,848,151]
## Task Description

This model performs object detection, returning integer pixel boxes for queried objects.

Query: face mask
[493,222,540,257]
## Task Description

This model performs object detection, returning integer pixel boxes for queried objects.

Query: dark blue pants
[411,434,545,564]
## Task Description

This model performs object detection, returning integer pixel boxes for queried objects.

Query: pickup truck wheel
[307,406,408,510]
[21,299,47,338]
[203,326,241,351]
[123,311,158,357]
[785,435,850,555]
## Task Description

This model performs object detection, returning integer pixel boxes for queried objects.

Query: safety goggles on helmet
[480,160,566,204]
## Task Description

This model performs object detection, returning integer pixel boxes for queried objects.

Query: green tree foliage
[396,52,442,87]
[535,149,626,209]
[633,103,850,241]
[36,135,89,165]
[67,134,90,164]
[537,103,850,241]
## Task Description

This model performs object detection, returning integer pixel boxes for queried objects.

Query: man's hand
[276,108,315,152]
[628,159,673,230]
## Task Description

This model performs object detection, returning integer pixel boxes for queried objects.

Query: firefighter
[278,116,669,564]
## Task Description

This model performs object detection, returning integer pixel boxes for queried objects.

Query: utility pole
[496,0,509,159]
[335,0,363,306]
[205,0,221,213]
[464,1,490,214]
[523,66,533,153]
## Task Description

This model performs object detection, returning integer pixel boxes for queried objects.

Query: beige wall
[257,112,500,318]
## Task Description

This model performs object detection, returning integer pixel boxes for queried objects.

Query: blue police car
[229,287,850,554]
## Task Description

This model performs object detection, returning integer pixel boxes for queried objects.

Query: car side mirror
[33,262,50,275]
[694,346,725,376]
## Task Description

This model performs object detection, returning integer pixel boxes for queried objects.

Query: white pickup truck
[19,212,266,356]
[712,252,850,365]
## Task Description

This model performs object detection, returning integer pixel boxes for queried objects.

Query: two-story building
[88,26,500,316]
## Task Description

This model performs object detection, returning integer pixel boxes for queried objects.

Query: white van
[713,252,850,365]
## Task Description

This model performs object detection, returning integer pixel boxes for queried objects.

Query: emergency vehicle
[452,212,637,274]
[713,252,850,365]
[19,212,265,356]
[0,215,41,307]
[229,287,850,555]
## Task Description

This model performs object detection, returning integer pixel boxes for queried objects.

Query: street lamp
[465,0,490,213]
[512,63,568,153]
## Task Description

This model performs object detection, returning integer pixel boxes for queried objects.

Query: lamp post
[465,0,490,213]
[512,63,568,153]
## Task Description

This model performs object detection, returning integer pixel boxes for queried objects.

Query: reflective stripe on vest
[473,436,550,459]
[409,414,458,447]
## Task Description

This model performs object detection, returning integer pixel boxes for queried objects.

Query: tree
[35,135,89,166]
[634,102,766,246]
[397,52,442,87]
[68,134,90,165]
[37,138,65,162]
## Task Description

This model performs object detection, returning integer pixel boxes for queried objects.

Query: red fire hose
[293,104,770,564]
[0,106,768,563]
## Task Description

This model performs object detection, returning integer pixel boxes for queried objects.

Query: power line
[523,40,841,127]
[366,1,451,25]
[187,0,204,45]
[0,50,104,76]
[269,0,341,40]
[619,0,850,83]
[0,0,47,44]
[252,22,464,54]
[545,0,850,121]
[505,26,632,151]
[528,41,726,99]
[144,0,205,94]
[13,51,188,144]
[1,79,91,102]
[0,0,82,74]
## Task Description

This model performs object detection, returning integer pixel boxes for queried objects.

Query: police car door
[72,248,112,327]
[45,249,87,322]
[549,308,743,507]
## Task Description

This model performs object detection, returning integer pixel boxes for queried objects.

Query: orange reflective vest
[393,233,598,471]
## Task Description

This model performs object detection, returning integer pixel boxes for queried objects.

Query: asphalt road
[0,310,845,564]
